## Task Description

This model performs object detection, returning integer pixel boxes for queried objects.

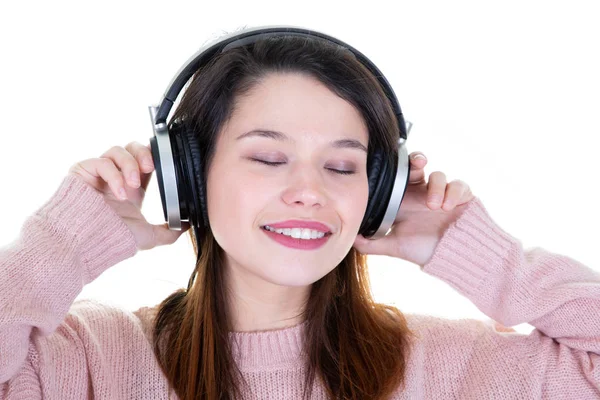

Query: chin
[257,261,335,287]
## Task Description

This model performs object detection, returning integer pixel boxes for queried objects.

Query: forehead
[220,72,369,145]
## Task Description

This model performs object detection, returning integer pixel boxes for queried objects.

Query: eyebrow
[235,129,368,153]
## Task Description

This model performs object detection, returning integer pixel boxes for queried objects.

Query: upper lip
[262,219,333,233]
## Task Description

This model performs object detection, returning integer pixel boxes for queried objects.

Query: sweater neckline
[139,305,309,370]
[228,320,309,370]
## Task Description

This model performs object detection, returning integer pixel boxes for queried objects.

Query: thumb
[151,222,190,248]
[353,233,396,257]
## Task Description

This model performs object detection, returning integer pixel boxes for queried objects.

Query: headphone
[148,25,413,255]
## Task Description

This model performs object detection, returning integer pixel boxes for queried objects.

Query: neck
[225,261,310,332]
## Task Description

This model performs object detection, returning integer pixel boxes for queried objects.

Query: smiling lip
[261,226,331,250]
[262,220,332,233]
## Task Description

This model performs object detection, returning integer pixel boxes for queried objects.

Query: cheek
[206,165,270,239]
[343,179,369,228]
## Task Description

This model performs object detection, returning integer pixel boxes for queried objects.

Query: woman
[1,32,598,400]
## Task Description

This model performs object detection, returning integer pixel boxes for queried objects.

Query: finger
[77,158,129,201]
[410,152,427,163]
[441,180,467,211]
[151,221,190,249]
[100,146,142,190]
[125,141,154,173]
[353,233,395,257]
[408,153,427,184]
[426,171,447,209]
[125,141,155,191]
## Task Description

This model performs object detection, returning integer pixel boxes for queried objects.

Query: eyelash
[252,159,355,175]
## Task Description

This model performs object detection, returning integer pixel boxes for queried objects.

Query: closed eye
[251,159,355,175]
[253,159,285,167]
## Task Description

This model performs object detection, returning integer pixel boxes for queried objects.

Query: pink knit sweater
[0,174,599,399]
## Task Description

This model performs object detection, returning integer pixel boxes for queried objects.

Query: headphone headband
[153,25,407,142]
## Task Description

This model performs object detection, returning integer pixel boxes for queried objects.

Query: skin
[68,72,474,334]
[205,72,370,332]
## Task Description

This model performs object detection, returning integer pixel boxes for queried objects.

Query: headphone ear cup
[179,124,210,231]
[166,121,207,263]
[359,149,392,237]
[158,121,190,224]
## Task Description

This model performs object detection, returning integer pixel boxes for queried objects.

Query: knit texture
[1,174,599,399]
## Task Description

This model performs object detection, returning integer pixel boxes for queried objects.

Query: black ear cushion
[168,122,190,222]
[181,125,210,230]
[360,149,392,237]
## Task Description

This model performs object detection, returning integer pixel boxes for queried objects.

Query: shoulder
[56,299,160,347]
[404,312,520,346]
[27,299,169,397]
[401,312,528,381]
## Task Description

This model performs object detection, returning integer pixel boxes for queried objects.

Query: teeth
[264,225,327,240]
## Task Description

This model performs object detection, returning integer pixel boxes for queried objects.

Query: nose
[281,162,328,209]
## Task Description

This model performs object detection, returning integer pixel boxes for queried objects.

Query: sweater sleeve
[0,174,138,387]
[421,196,600,397]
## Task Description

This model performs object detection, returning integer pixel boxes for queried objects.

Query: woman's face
[206,72,369,289]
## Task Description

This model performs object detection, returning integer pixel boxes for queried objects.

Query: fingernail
[119,187,128,200]
[413,154,426,161]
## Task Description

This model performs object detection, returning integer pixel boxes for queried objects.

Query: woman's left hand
[353,152,475,268]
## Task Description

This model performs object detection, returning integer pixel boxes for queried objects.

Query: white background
[1,1,598,335]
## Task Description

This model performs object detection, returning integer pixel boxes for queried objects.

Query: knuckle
[125,141,142,153]
[429,171,446,183]
[123,154,138,167]
[104,145,122,156]
[69,160,86,173]
[449,179,462,189]
[99,158,120,177]
[98,157,113,167]
[453,179,469,190]
[123,145,142,165]
[464,185,473,197]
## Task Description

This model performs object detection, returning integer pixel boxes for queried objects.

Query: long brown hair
[153,29,417,400]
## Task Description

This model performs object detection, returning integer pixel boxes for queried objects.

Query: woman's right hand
[67,141,190,251]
